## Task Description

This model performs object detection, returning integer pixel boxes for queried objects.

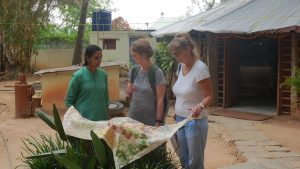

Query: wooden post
[291,33,298,114]
[224,38,229,108]
[206,33,218,106]
[277,38,281,115]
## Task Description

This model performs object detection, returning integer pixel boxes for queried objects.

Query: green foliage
[282,69,300,95]
[57,0,113,33]
[19,133,67,169]
[19,133,88,169]
[54,155,82,169]
[37,23,92,49]
[20,104,179,169]
[37,111,56,130]
[90,131,108,169]
[25,149,67,159]
[37,24,78,49]
[37,0,113,49]
[154,41,178,99]
[53,104,67,141]
[154,41,175,75]
[123,146,180,169]
[87,156,98,169]
[19,105,89,169]
[0,0,54,72]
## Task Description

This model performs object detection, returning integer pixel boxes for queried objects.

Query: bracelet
[199,103,205,109]
[156,119,163,123]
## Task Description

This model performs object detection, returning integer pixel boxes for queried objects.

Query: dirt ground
[0,78,242,169]
[3,77,300,169]
[257,115,300,153]
[165,112,243,169]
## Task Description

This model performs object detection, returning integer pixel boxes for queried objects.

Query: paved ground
[210,115,300,169]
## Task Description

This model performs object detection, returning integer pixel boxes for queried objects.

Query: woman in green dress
[65,45,109,121]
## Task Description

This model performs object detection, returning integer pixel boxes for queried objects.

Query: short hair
[131,38,154,58]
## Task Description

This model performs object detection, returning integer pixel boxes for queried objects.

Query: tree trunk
[72,0,89,65]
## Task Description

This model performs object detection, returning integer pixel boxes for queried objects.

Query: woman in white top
[168,33,213,169]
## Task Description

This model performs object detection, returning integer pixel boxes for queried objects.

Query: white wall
[90,31,154,64]
[31,31,155,71]
[31,49,84,70]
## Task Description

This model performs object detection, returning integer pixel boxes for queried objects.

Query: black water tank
[92,10,112,31]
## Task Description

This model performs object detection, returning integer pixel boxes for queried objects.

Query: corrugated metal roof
[152,0,300,37]
[150,16,186,30]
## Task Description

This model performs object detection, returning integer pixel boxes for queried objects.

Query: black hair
[83,45,102,66]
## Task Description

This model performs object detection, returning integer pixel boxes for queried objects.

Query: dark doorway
[226,37,278,115]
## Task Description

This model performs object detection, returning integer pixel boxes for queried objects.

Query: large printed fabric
[63,106,189,169]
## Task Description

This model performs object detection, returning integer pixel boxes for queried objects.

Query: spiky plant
[18,133,67,169]
[19,104,180,169]
[123,145,180,169]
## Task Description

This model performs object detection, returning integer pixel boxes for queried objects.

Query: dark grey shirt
[128,68,166,126]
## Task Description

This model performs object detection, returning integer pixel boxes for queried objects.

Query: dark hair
[83,45,102,66]
[131,38,154,58]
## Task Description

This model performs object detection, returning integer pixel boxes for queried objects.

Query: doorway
[225,37,278,115]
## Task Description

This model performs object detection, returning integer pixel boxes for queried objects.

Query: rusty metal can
[15,74,35,118]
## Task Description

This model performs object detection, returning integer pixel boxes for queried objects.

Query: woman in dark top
[127,38,167,126]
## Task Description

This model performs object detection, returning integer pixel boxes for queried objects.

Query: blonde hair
[167,32,198,57]
[131,38,154,58]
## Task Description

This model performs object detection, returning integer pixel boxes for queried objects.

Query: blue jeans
[176,115,208,169]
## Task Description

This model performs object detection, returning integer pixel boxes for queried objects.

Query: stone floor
[210,115,300,169]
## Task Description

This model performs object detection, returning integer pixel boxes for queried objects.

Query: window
[103,39,116,50]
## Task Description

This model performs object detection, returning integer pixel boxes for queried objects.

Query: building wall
[40,65,120,113]
[32,31,154,71]
[90,31,154,64]
[212,33,300,115]
[31,49,84,71]
[90,32,130,63]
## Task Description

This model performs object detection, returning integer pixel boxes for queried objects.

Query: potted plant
[282,69,300,113]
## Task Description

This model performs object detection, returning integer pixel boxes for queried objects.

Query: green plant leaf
[67,136,81,151]
[103,139,115,169]
[25,149,67,159]
[54,154,82,169]
[20,133,69,169]
[37,111,56,130]
[53,104,67,141]
[90,131,107,169]
[87,155,98,169]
